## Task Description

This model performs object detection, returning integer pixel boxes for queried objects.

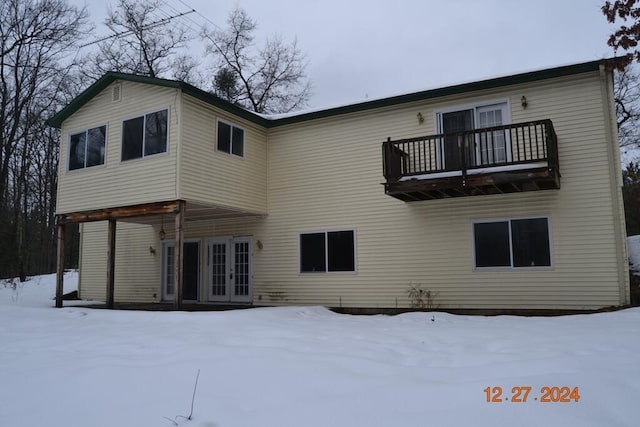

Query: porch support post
[174,201,185,309]
[106,219,116,308]
[55,221,65,308]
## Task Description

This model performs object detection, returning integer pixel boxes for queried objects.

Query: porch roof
[56,200,265,225]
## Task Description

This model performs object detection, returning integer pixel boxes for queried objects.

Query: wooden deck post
[55,221,65,308]
[106,219,116,308]
[174,201,185,309]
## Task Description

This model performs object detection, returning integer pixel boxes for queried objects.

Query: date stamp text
[484,386,580,403]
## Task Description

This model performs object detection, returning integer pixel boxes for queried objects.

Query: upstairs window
[69,125,106,170]
[300,230,356,273]
[217,120,244,157]
[122,109,168,161]
[473,217,551,268]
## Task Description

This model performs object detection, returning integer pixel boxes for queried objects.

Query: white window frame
[471,215,553,270]
[434,99,511,169]
[67,124,108,172]
[216,119,245,158]
[121,107,170,162]
[299,229,357,274]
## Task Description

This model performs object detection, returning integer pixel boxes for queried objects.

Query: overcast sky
[72,0,617,110]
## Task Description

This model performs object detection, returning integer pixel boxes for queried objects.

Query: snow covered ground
[1,273,639,427]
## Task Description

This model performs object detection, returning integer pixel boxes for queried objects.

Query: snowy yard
[1,273,639,427]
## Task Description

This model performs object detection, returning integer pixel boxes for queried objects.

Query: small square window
[217,120,244,157]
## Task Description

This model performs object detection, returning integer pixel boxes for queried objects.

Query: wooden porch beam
[58,201,181,224]
[55,222,65,308]
[174,201,185,310]
[106,219,116,309]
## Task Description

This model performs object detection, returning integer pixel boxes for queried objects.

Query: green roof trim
[267,59,609,127]
[46,72,270,128]
[47,59,611,129]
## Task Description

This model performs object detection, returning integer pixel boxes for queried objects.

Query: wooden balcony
[382,119,560,201]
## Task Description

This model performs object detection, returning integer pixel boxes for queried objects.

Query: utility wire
[176,0,224,32]
[78,9,195,48]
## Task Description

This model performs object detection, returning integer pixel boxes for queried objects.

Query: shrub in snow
[407,284,439,309]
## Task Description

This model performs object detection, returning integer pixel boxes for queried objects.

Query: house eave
[47,58,615,130]
[46,72,271,129]
[266,59,610,127]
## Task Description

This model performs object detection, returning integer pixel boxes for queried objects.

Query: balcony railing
[382,119,560,200]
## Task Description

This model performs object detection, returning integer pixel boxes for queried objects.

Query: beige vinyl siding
[78,217,265,302]
[256,70,626,309]
[57,80,179,214]
[78,221,161,302]
[179,95,267,213]
[74,69,628,310]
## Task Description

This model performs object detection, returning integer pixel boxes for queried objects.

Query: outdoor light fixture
[417,112,424,124]
[521,96,528,109]
[159,215,166,240]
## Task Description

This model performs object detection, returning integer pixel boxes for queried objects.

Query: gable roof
[47,59,611,129]
[46,72,270,129]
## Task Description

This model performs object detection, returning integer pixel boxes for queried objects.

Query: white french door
[476,103,510,165]
[207,237,252,303]
[437,102,510,168]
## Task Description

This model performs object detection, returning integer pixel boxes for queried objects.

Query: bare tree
[0,0,89,279]
[88,0,193,80]
[615,66,640,149]
[203,7,311,114]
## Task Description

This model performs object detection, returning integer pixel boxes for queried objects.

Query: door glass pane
[234,241,249,296]
[477,105,506,164]
[442,110,474,169]
[165,245,175,296]
[210,243,227,296]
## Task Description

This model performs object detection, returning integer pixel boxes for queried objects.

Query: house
[48,58,630,312]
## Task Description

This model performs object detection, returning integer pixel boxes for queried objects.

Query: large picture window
[300,230,355,273]
[217,120,244,157]
[122,109,168,161]
[474,218,551,268]
[69,125,106,170]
